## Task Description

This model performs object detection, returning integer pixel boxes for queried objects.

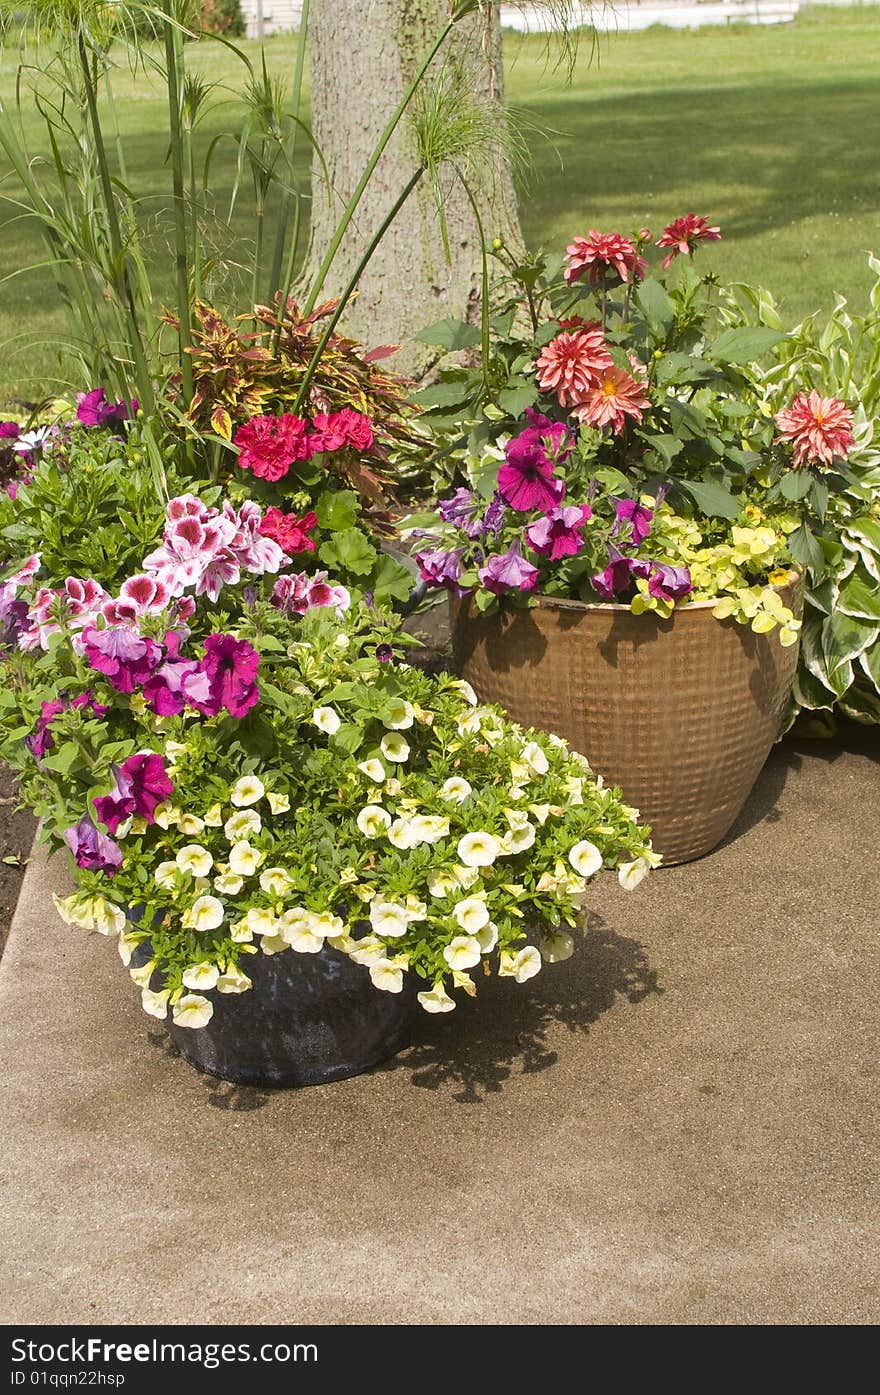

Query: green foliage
[729,255,880,724]
[1,572,655,1023]
[0,423,181,587]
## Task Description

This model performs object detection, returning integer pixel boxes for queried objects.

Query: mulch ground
[0,766,36,960]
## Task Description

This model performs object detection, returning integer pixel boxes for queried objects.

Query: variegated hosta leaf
[821,609,878,674]
[837,565,880,621]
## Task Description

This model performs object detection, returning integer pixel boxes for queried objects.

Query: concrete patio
[1,729,877,1325]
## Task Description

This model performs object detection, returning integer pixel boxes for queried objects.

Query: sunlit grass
[1,6,878,403]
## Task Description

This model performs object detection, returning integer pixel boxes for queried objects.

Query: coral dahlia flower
[564,232,647,288]
[535,326,614,408]
[774,391,855,468]
[572,366,651,435]
[657,214,721,269]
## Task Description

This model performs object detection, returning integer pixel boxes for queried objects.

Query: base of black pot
[162,942,416,1089]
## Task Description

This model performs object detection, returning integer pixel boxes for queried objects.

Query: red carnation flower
[233,414,311,482]
[657,214,721,269]
[309,408,374,455]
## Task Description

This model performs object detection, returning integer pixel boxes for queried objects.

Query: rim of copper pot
[459,569,801,617]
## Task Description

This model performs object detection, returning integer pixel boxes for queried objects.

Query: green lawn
[1,6,879,403]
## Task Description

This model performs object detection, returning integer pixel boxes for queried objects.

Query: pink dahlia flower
[572,367,651,436]
[564,232,647,288]
[774,391,855,468]
[656,214,721,269]
[536,326,614,408]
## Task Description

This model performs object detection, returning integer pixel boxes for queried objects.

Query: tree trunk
[305,0,522,375]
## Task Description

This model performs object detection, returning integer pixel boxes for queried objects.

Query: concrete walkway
[1,733,877,1325]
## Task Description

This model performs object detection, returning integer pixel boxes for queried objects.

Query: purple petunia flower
[439,487,481,535]
[76,389,137,430]
[186,633,260,720]
[93,753,174,834]
[525,504,593,561]
[592,549,651,600]
[497,410,569,513]
[0,421,20,440]
[414,547,469,597]
[64,816,123,874]
[478,540,539,594]
[612,498,654,548]
[647,563,693,602]
[82,625,163,694]
[25,690,108,761]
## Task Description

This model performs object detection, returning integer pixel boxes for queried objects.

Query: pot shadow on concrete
[144,1025,271,1111]
[715,720,879,854]
[378,914,662,1104]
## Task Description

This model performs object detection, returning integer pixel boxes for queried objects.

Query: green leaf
[821,609,878,671]
[318,528,378,578]
[371,553,417,605]
[788,523,825,579]
[40,741,80,776]
[498,381,538,416]
[315,489,359,532]
[636,278,674,332]
[413,379,474,410]
[837,565,880,621]
[258,682,298,717]
[414,319,481,352]
[707,327,785,365]
[329,723,365,756]
[642,433,683,467]
[677,478,741,520]
[780,471,813,501]
[859,643,880,690]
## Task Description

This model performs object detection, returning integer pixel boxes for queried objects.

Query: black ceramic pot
[162,944,415,1089]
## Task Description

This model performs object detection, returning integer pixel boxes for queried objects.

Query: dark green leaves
[707,326,785,365]
[414,319,482,352]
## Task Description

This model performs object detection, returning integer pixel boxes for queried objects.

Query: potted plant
[401,217,845,863]
[0,452,656,1087]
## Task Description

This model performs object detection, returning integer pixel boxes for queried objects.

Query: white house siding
[241,0,304,39]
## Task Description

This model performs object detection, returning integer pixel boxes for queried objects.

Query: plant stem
[454,164,491,390]
[76,37,153,413]
[162,8,193,411]
[294,169,423,414]
[270,0,311,309]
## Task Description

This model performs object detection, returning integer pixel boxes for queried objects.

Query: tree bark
[305,0,522,375]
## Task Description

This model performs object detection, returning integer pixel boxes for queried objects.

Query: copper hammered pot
[451,574,803,865]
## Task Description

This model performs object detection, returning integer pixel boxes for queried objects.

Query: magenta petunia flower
[64,815,123,873]
[76,388,137,429]
[592,551,651,601]
[0,421,20,439]
[647,563,693,602]
[656,214,721,269]
[564,232,647,288]
[26,691,108,760]
[188,633,260,719]
[93,752,174,834]
[525,504,593,561]
[612,498,654,548]
[498,410,569,513]
[478,541,539,594]
[82,625,163,694]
